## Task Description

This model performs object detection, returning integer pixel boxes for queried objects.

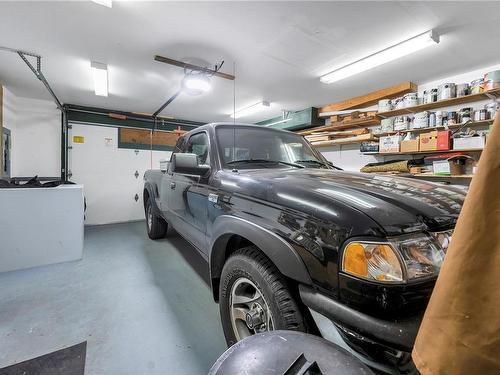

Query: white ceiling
[1,1,500,123]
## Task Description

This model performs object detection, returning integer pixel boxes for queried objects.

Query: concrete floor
[0,221,227,374]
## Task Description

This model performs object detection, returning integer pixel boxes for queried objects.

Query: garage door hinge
[134,194,139,202]
[134,170,139,179]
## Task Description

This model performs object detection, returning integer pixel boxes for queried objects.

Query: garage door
[69,123,171,225]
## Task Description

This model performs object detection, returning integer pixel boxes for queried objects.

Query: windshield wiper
[227,159,305,168]
[294,159,343,170]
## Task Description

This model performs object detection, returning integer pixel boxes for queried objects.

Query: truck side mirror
[171,153,210,176]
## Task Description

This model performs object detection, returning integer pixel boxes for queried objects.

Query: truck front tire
[145,197,167,239]
[219,246,307,346]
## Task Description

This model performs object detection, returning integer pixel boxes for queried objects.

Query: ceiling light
[230,101,271,119]
[91,61,108,97]
[320,30,439,84]
[91,0,112,8]
[182,73,211,96]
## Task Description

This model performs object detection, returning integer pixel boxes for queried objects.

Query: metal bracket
[134,170,139,179]
[134,193,139,202]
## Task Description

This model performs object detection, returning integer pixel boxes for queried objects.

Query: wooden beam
[154,55,235,81]
[319,81,417,113]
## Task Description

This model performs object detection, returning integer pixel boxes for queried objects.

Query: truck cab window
[187,132,210,165]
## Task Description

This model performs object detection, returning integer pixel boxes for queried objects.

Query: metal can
[435,111,444,126]
[381,117,394,132]
[403,92,419,107]
[484,70,500,91]
[470,78,484,94]
[394,116,410,131]
[456,83,470,97]
[438,83,456,100]
[429,112,436,127]
[485,102,499,119]
[413,111,429,129]
[447,111,458,125]
[458,107,473,123]
[378,99,392,113]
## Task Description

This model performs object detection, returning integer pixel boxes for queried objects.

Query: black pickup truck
[143,123,463,373]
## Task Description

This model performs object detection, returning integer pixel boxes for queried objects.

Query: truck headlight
[342,242,403,282]
[342,231,452,282]
[390,234,446,280]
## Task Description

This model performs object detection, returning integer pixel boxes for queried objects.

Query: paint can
[403,92,419,108]
[393,98,405,110]
[378,99,392,113]
[394,116,410,131]
[485,102,499,119]
[429,112,436,127]
[447,111,458,125]
[438,83,456,100]
[470,78,484,94]
[456,83,470,97]
[458,107,473,123]
[423,89,438,104]
[435,111,444,126]
[413,111,429,129]
[484,70,500,91]
[474,109,487,121]
[381,118,394,132]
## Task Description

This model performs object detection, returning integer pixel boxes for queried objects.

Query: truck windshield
[216,126,331,169]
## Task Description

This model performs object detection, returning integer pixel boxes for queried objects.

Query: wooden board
[119,128,181,147]
[376,88,500,118]
[311,133,377,147]
[299,117,379,135]
[320,81,417,113]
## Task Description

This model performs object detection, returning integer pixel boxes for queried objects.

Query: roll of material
[438,83,456,100]
[484,70,500,91]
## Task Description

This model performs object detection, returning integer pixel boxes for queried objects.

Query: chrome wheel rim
[147,205,153,230]
[229,277,274,341]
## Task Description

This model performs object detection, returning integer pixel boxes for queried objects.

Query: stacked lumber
[304,128,369,143]
[310,133,378,148]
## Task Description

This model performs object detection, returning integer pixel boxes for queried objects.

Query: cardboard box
[437,130,452,150]
[433,160,451,175]
[453,136,486,150]
[420,131,438,151]
[401,139,419,152]
[379,135,402,153]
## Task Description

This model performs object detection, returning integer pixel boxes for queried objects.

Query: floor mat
[0,342,86,375]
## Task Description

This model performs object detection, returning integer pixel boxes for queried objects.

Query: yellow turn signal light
[342,242,403,282]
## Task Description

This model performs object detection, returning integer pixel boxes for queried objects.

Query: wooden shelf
[376,119,493,137]
[411,173,474,179]
[300,117,379,135]
[364,148,483,156]
[312,134,377,148]
[376,88,500,118]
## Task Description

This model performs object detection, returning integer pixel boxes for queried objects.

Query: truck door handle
[170,182,176,189]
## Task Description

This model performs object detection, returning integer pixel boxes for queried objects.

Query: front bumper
[299,285,422,372]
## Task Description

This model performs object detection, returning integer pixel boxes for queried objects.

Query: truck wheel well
[211,234,292,302]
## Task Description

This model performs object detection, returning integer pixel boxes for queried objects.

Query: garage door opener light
[91,61,108,97]
[320,30,439,84]
[182,73,211,96]
[230,101,271,119]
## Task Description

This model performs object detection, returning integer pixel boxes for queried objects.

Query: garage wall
[320,62,500,171]
[2,88,61,177]
[69,123,171,225]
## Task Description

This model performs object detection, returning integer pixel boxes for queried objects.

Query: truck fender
[209,215,312,298]
[143,181,161,215]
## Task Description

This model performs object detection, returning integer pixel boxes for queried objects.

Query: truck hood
[217,168,466,235]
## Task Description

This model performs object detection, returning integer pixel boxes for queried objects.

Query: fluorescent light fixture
[182,73,211,96]
[91,61,108,97]
[91,0,112,8]
[320,30,439,84]
[230,101,270,119]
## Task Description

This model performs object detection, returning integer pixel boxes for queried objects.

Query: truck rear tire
[219,246,306,346]
[145,197,167,239]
